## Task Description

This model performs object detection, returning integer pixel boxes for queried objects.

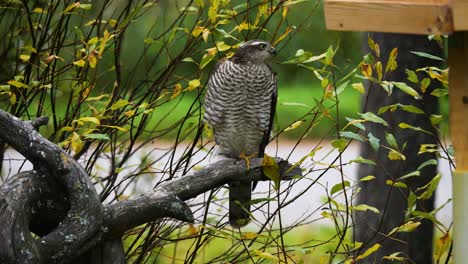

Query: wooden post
[449,32,468,263]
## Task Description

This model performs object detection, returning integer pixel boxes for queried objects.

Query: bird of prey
[203,40,277,227]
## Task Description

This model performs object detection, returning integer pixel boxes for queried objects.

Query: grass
[124,223,347,263]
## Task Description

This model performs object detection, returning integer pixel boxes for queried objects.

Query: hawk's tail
[229,181,251,228]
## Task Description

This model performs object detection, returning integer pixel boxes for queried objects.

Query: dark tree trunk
[354,33,442,263]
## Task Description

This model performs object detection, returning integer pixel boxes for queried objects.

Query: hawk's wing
[258,76,277,158]
[203,58,227,127]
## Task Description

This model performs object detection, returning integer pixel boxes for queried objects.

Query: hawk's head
[232,40,277,64]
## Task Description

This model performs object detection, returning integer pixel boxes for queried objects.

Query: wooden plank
[324,0,453,35]
[453,0,468,30]
[449,32,468,170]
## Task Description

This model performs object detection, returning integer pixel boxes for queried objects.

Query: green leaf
[7,80,28,88]
[385,132,398,149]
[339,131,366,142]
[200,53,215,69]
[331,181,350,195]
[417,159,437,171]
[399,123,432,135]
[368,132,380,151]
[386,180,407,188]
[84,133,110,140]
[400,104,425,114]
[406,69,418,83]
[420,77,431,93]
[345,117,366,130]
[430,114,443,125]
[431,88,448,97]
[360,175,376,182]
[331,138,347,152]
[353,204,380,214]
[392,82,421,99]
[262,155,280,191]
[410,51,444,61]
[383,252,406,261]
[398,171,420,181]
[417,174,441,200]
[110,99,130,110]
[351,156,376,165]
[325,45,334,65]
[359,112,388,126]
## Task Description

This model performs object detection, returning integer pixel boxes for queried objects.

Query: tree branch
[0,109,302,263]
[0,110,103,263]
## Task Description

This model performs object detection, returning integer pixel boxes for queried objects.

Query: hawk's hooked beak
[270,47,277,55]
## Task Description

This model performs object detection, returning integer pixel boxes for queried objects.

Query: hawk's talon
[239,152,256,170]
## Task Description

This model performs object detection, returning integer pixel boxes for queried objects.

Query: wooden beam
[449,32,468,170]
[453,0,468,30]
[324,0,453,35]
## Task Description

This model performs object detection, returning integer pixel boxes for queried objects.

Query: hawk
[203,40,278,227]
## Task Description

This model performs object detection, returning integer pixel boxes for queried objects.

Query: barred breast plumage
[203,40,277,227]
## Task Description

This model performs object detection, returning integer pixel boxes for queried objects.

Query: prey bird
[203,39,278,227]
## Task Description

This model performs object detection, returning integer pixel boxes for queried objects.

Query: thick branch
[0,110,103,263]
[0,111,302,263]
[103,157,301,236]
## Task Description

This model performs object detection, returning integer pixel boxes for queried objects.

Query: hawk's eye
[258,43,267,50]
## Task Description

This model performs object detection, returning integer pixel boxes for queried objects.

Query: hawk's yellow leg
[239,152,257,170]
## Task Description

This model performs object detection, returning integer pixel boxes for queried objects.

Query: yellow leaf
[32,7,47,13]
[124,109,136,117]
[360,63,372,78]
[187,79,201,91]
[88,37,99,45]
[108,19,117,27]
[254,249,279,261]
[388,149,406,160]
[434,233,450,260]
[284,120,303,131]
[187,224,198,236]
[262,154,280,191]
[273,26,292,46]
[71,132,83,153]
[242,232,260,240]
[356,243,381,261]
[78,116,101,125]
[352,82,365,94]
[9,93,16,105]
[215,41,231,51]
[73,59,86,67]
[202,28,210,42]
[88,51,98,68]
[171,83,183,99]
[63,2,79,13]
[110,99,130,110]
[19,54,31,62]
[208,0,219,23]
[101,125,128,132]
[386,48,398,72]
[7,80,28,88]
[376,61,382,81]
[237,21,250,32]
[192,26,204,37]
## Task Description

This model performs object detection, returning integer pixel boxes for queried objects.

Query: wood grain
[324,0,453,34]
[453,0,468,30]
[449,32,468,170]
